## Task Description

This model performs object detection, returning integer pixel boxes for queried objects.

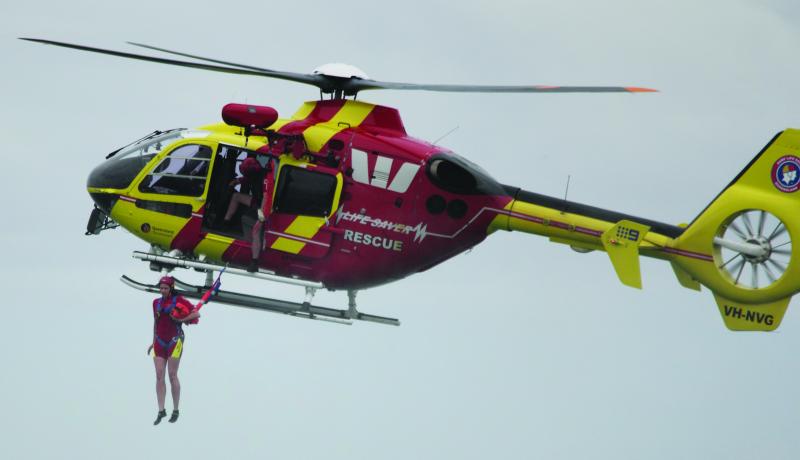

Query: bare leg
[167,357,181,411]
[153,357,167,411]
[224,193,253,221]
[251,220,263,259]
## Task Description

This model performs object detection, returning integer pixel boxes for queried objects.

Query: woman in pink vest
[149,276,200,425]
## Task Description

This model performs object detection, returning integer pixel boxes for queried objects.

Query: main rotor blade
[127,42,658,93]
[19,38,325,88]
[21,38,658,95]
[127,41,297,75]
[350,80,657,94]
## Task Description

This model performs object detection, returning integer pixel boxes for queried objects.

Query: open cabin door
[265,161,343,259]
[201,145,266,239]
[196,145,288,262]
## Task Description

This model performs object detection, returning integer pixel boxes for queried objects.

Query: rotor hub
[312,63,370,80]
[743,237,772,264]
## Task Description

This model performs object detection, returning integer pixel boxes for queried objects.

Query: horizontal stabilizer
[601,220,651,289]
[714,294,790,331]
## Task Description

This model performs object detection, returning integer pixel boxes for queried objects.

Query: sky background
[2,0,800,458]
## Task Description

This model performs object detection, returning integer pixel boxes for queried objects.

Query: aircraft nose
[87,154,148,213]
[88,191,118,214]
[86,154,146,191]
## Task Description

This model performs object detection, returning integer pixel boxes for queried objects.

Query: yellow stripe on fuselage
[292,101,317,120]
[285,215,325,238]
[303,101,374,152]
[194,233,236,260]
[270,215,326,254]
[271,237,306,254]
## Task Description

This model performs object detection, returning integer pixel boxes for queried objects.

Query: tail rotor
[669,130,800,330]
[713,210,793,289]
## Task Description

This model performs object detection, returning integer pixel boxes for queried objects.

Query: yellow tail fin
[672,129,800,331]
[600,220,650,289]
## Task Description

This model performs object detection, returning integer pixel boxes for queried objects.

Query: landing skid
[123,250,400,326]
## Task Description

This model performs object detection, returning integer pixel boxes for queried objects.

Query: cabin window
[273,166,337,216]
[138,144,212,196]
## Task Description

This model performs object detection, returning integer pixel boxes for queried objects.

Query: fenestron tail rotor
[714,210,793,289]
[20,38,657,98]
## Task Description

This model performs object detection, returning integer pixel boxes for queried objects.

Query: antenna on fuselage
[433,125,460,145]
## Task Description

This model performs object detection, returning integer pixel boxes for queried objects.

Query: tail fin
[673,129,800,331]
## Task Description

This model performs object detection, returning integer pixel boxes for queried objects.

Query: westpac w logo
[350,149,420,193]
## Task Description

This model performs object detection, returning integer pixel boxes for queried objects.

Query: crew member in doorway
[252,159,275,272]
[223,157,275,272]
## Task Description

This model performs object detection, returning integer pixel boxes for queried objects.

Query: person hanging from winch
[148,272,222,426]
[223,156,275,272]
[148,275,200,425]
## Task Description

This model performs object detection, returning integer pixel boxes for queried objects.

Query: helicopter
[22,38,800,330]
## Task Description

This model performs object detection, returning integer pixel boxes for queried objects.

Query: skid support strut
[348,290,358,319]
[342,290,398,325]
[304,287,317,305]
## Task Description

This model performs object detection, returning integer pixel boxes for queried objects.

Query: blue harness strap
[155,335,181,349]
[156,297,178,316]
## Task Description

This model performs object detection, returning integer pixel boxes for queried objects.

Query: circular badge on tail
[772,155,800,192]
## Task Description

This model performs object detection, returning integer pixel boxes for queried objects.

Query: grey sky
[2,0,800,458]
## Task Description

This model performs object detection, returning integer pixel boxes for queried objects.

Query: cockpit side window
[138,144,212,196]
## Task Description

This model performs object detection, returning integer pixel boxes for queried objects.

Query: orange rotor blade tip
[625,87,659,93]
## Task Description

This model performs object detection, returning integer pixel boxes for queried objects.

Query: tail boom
[494,129,800,331]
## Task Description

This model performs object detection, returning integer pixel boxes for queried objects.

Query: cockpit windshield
[111,130,183,165]
[87,129,209,190]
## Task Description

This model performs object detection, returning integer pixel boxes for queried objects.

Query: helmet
[158,276,175,288]
[240,157,262,176]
